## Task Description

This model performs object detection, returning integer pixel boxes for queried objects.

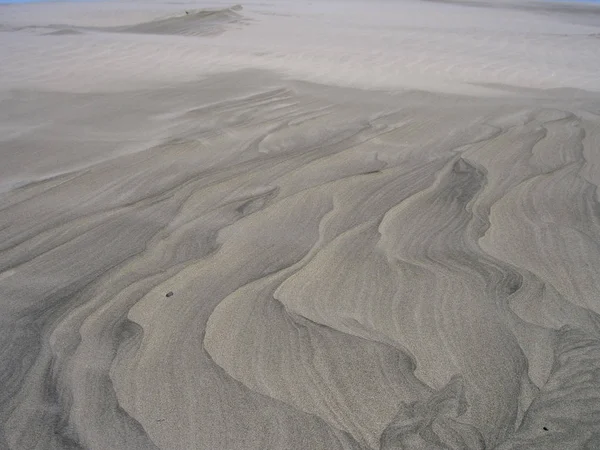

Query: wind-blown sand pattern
[2,0,600,449]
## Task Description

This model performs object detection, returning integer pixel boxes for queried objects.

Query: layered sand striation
[1,1,600,449]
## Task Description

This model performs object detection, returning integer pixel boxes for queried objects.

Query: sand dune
[108,6,247,37]
[1,0,600,449]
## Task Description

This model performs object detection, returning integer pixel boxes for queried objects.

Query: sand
[1,0,600,449]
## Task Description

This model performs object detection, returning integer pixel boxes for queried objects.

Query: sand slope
[1,1,600,449]
[1,72,600,449]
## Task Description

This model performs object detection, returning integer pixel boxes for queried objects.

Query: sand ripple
[2,0,600,448]
[1,72,600,448]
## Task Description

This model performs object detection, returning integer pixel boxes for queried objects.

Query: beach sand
[1,1,600,449]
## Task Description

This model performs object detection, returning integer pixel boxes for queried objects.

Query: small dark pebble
[166,291,174,298]
[543,427,549,431]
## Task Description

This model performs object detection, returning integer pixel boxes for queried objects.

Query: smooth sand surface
[2,1,600,449]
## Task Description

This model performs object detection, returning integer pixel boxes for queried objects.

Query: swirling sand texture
[1,71,600,449]
[2,0,600,447]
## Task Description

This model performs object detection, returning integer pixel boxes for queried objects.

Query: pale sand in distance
[1,0,600,449]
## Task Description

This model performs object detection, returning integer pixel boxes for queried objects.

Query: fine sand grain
[1,1,600,449]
